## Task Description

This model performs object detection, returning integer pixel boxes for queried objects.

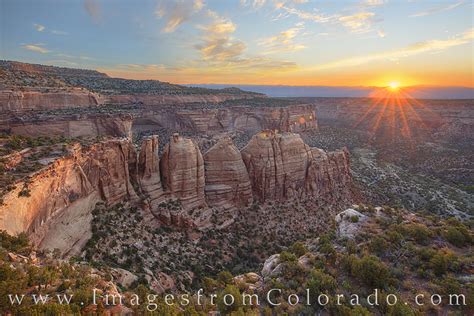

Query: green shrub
[280,251,298,263]
[429,252,448,276]
[289,241,308,257]
[402,223,433,245]
[369,236,387,256]
[443,226,472,247]
[350,255,390,288]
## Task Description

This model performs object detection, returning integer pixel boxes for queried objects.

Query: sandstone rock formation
[137,135,164,208]
[160,134,206,210]
[241,131,352,203]
[0,139,138,256]
[203,137,253,209]
[0,89,104,112]
[6,114,133,139]
[305,148,352,201]
[241,131,310,201]
[0,131,353,256]
[135,104,318,135]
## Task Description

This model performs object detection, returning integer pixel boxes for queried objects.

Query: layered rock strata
[241,131,352,203]
[160,134,206,210]
[0,132,352,255]
[0,139,139,255]
[203,137,253,209]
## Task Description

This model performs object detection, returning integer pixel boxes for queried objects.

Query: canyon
[0,131,352,256]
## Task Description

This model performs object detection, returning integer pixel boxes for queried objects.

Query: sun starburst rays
[355,85,436,142]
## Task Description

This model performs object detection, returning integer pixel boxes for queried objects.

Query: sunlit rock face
[0,131,353,256]
[203,137,253,209]
[0,139,139,256]
[241,131,311,202]
[160,134,206,210]
[0,89,104,112]
[241,131,352,203]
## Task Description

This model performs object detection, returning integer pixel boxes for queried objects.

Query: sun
[388,81,400,91]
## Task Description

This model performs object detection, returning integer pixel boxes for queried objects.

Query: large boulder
[335,208,368,239]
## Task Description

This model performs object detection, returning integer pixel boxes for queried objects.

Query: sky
[1,0,473,87]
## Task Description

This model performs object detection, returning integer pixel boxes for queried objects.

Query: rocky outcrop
[241,131,352,203]
[134,104,317,135]
[241,131,311,201]
[305,148,352,201]
[0,139,138,255]
[203,137,253,209]
[160,134,206,210]
[138,136,164,208]
[0,89,104,112]
[335,208,368,239]
[6,114,133,139]
[0,132,353,255]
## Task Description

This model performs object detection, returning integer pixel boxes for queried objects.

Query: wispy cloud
[361,0,385,7]
[258,23,306,53]
[192,9,297,73]
[240,0,267,9]
[338,12,375,33]
[21,43,50,54]
[33,23,68,35]
[411,1,464,17]
[275,4,379,34]
[51,30,68,35]
[155,0,204,33]
[33,23,45,32]
[310,28,474,70]
[84,0,101,23]
[194,10,246,61]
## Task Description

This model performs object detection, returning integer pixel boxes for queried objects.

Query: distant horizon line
[185,83,474,89]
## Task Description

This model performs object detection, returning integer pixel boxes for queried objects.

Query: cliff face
[0,139,139,256]
[138,136,164,209]
[0,89,257,112]
[7,114,133,139]
[203,137,253,209]
[241,131,352,203]
[305,148,352,201]
[0,89,104,112]
[138,104,318,135]
[0,132,352,255]
[160,134,206,210]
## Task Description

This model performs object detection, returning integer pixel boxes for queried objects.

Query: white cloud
[34,23,45,32]
[310,28,474,70]
[338,12,375,33]
[155,0,205,33]
[194,10,246,61]
[191,10,297,73]
[411,1,464,17]
[361,0,385,7]
[51,30,68,35]
[259,23,306,53]
[22,43,50,54]
[240,0,267,9]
